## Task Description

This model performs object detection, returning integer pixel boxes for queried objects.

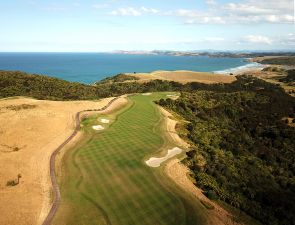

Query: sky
[0,0,294,52]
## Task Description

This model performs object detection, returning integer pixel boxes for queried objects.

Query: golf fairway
[53,93,207,225]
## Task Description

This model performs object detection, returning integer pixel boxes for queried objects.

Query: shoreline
[213,61,266,75]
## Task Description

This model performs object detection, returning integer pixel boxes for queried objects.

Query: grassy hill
[258,56,295,66]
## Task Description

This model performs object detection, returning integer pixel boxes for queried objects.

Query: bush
[6,180,18,186]
[206,190,218,200]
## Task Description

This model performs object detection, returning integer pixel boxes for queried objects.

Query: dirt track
[42,97,120,225]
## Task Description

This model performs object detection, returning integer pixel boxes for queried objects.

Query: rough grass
[53,93,205,225]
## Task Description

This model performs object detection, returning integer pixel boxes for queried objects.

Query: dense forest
[157,76,295,225]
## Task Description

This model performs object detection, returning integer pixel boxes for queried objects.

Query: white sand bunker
[167,94,179,99]
[100,118,110,124]
[92,125,105,130]
[145,147,182,167]
[142,93,152,96]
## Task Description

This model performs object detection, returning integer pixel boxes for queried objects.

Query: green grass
[53,93,208,225]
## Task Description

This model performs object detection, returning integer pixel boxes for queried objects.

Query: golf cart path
[42,97,121,225]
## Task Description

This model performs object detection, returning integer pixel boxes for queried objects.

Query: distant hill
[0,70,99,100]
[258,56,295,66]
[97,73,139,84]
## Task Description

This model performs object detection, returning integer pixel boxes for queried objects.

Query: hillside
[0,71,99,100]
[126,70,236,84]
[157,76,295,225]
[255,56,295,66]
[0,70,236,100]
[0,71,179,100]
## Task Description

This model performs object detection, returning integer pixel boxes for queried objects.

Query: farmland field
[53,93,207,225]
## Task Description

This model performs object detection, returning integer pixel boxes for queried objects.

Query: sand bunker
[146,147,182,167]
[100,118,110,124]
[142,93,152,96]
[167,94,179,99]
[92,125,105,130]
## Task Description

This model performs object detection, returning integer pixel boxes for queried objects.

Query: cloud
[279,33,295,46]
[106,0,294,24]
[173,9,226,24]
[242,35,273,44]
[204,37,225,42]
[108,0,293,24]
[93,4,109,9]
[224,3,277,15]
[177,0,293,24]
[110,7,142,16]
[238,33,295,46]
[205,0,217,6]
[110,6,160,16]
[43,6,66,12]
[140,7,159,14]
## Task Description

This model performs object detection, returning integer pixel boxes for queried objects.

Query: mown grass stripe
[54,93,191,225]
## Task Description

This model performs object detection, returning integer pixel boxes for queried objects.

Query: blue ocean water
[0,53,249,84]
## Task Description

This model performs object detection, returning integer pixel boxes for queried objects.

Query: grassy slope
[259,56,295,66]
[53,93,207,225]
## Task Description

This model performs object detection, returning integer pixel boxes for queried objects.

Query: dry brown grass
[128,70,236,84]
[251,56,283,63]
[0,96,127,225]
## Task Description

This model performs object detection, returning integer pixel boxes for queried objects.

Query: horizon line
[0,50,295,53]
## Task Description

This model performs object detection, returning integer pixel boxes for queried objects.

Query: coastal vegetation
[258,56,295,66]
[279,69,295,83]
[2,70,290,100]
[157,76,295,225]
[0,70,180,100]
[98,73,139,84]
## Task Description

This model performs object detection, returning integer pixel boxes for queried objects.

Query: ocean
[0,52,254,84]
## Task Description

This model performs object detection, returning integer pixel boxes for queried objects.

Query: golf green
[53,93,206,225]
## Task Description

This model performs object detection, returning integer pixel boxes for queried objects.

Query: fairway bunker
[166,94,179,100]
[142,93,152,96]
[146,147,182,167]
[92,125,104,130]
[100,118,110,123]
